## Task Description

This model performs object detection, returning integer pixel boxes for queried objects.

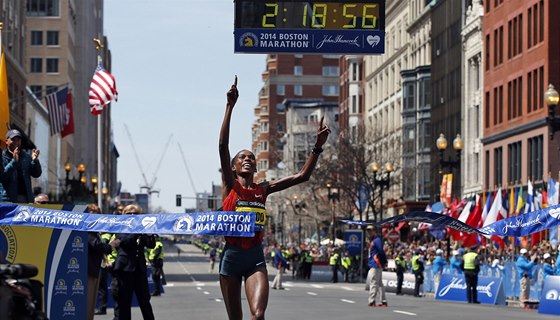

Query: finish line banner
[341,203,560,238]
[0,204,256,237]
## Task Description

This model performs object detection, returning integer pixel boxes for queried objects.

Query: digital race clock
[234,0,385,54]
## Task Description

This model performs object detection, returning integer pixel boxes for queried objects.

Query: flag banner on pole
[60,91,74,137]
[0,50,9,145]
[45,87,69,136]
[0,204,255,237]
[341,203,560,238]
[89,61,117,115]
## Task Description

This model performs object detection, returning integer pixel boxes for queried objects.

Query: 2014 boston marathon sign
[0,204,256,236]
[234,0,385,54]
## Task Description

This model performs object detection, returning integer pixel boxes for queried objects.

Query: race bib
[236,200,266,231]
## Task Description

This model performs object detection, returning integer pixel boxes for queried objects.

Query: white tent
[320,238,345,246]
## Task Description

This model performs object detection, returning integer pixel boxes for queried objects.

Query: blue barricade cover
[343,230,362,257]
[435,274,505,305]
[539,275,560,315]
[0,204,256,237]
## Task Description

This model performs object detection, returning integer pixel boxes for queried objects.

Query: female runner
[219,76,330,319]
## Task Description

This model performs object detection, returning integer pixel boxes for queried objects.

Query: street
[95,243,556,320]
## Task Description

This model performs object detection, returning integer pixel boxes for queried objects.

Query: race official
[341,251,352,283]
[432,249,446,293]
[366,226,387,307]
[411,250,424,297]
[461,245,480,304]
[516,248,537,309]
[394,251,406,295]
[149,236,165,296]
[449,250,463,275]
[329,249,340,283]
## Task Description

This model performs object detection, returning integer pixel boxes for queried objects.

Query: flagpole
[93,38,103,211]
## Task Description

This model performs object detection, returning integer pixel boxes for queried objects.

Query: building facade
[482,0,560,190]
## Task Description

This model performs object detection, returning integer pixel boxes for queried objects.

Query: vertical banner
[343,230,362,256]
[539,275,560,315]
[435,274,505,305]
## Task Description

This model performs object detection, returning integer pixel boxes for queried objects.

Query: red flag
[61,92,74,137]
[462,194,483,247]
[89,63,117,115]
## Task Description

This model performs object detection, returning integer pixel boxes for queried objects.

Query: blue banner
[435,274,505,305]
[0,204,255,237]
[341,203,560,238]
[539,275,560,315]
[343,230,362,256]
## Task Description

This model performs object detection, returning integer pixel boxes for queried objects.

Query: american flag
[45,87,69,135]
[89,62,117,115]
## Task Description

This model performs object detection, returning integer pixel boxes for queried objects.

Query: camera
[0,263,47,320]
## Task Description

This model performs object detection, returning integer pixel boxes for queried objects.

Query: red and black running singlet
[222,181,268,249]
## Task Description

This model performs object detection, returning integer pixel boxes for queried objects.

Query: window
[46,31,59,45]
[351,95,357,113]
[31,31,42,45]
[322,66,339,77]
[257,160,269,172]
[294,65,303,76]
[30,85,42,99]
[276,85,285,96]
[494,147,503,187]
[485,91,490,128]
[30,58,42,73]
[403,82,415,110]
[27,0,60,16]
[322,85,338,96]
[508,141,522,183]
[276,103,285,113]
[46,85,58,94]
[294,85,302,96]
[528,135,543,181]
[260,121,269,133]
[261,141,268,152]
[46,58,59,73]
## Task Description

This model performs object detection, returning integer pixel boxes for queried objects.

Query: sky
[104,0,265,212]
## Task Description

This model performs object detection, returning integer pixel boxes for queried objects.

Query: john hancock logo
[239,32,258,48]
[71,236,84,252]
[174,216,194,233]
[67,257,80,274]
[72,279,84,296]
[63,299,76,317]
[55,279,67,295]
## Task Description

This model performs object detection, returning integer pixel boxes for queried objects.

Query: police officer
[411,249,424,297]
[395,251,406,295]
[94,232,114,315]
[461,245,480,304]
[149,235,164,296]
[329,248,340,283]
[341,251,352,282]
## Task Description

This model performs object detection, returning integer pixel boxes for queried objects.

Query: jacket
[113,233,156,273]
[516,255,535,278]
[88,232,113,278]
[368,236,387,269]
[2,148,42,202]
[273,248,288,269]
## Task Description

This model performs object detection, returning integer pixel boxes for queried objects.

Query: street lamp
[293,195,304,245]
[326,183,339,244]
[64,162,87,202]
[545,84,560,139]
[371,162,393,223]
[436,133,463,174]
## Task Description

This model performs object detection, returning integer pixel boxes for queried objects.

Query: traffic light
[176,194,182,207]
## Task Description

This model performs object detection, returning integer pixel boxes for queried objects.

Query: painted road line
[307,292,317,296]
[203,291,210,295]
[215,299,222,302]
[311,284,324,289]
[341,286,354,291]
[394,310,417,316]
[340,299,355,304]
[165,283,175,287]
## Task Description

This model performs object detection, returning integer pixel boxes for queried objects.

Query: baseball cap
[544,253,551,259]
[6,129,21,140]
[436,249,443,255]
[452,250,459,256]
[366,225,375,230]
[520,248,528,254]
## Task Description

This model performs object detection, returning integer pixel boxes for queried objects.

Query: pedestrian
[394,251,406,295]
[218,76,330,320]
[449,250,463,275]
[113,204,156,320]
[460,245,480,304]
[1,129,42,203]
[329,248,340,283]
[366,226,388,307]
[271,243,287,290]
[516,248,537,309]
[33,193,49,204]
[432,249,446,293]
[411,249,424,297]
[86,204,118,320]
[149,235,164,296]
[209,247,217,273]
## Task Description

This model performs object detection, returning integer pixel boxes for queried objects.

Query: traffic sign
[387,230,399,243]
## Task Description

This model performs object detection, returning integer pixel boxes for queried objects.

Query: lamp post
[545,84,560,139]
[293,195,303,246]
[436,133,463,174]
[64,162,87,202]
[371,162,393,223]
[326,183,339,244]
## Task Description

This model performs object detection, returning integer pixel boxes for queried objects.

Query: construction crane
[177,142,199,197]
[124,124,173,212]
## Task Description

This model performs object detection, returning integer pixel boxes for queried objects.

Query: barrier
[538,275,560,315]
[434,274,505,305]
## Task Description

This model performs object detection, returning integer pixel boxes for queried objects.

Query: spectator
[34,193,49,204]
[271,243,287,290]
[1,129,42,203]
[367,226,387,307]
